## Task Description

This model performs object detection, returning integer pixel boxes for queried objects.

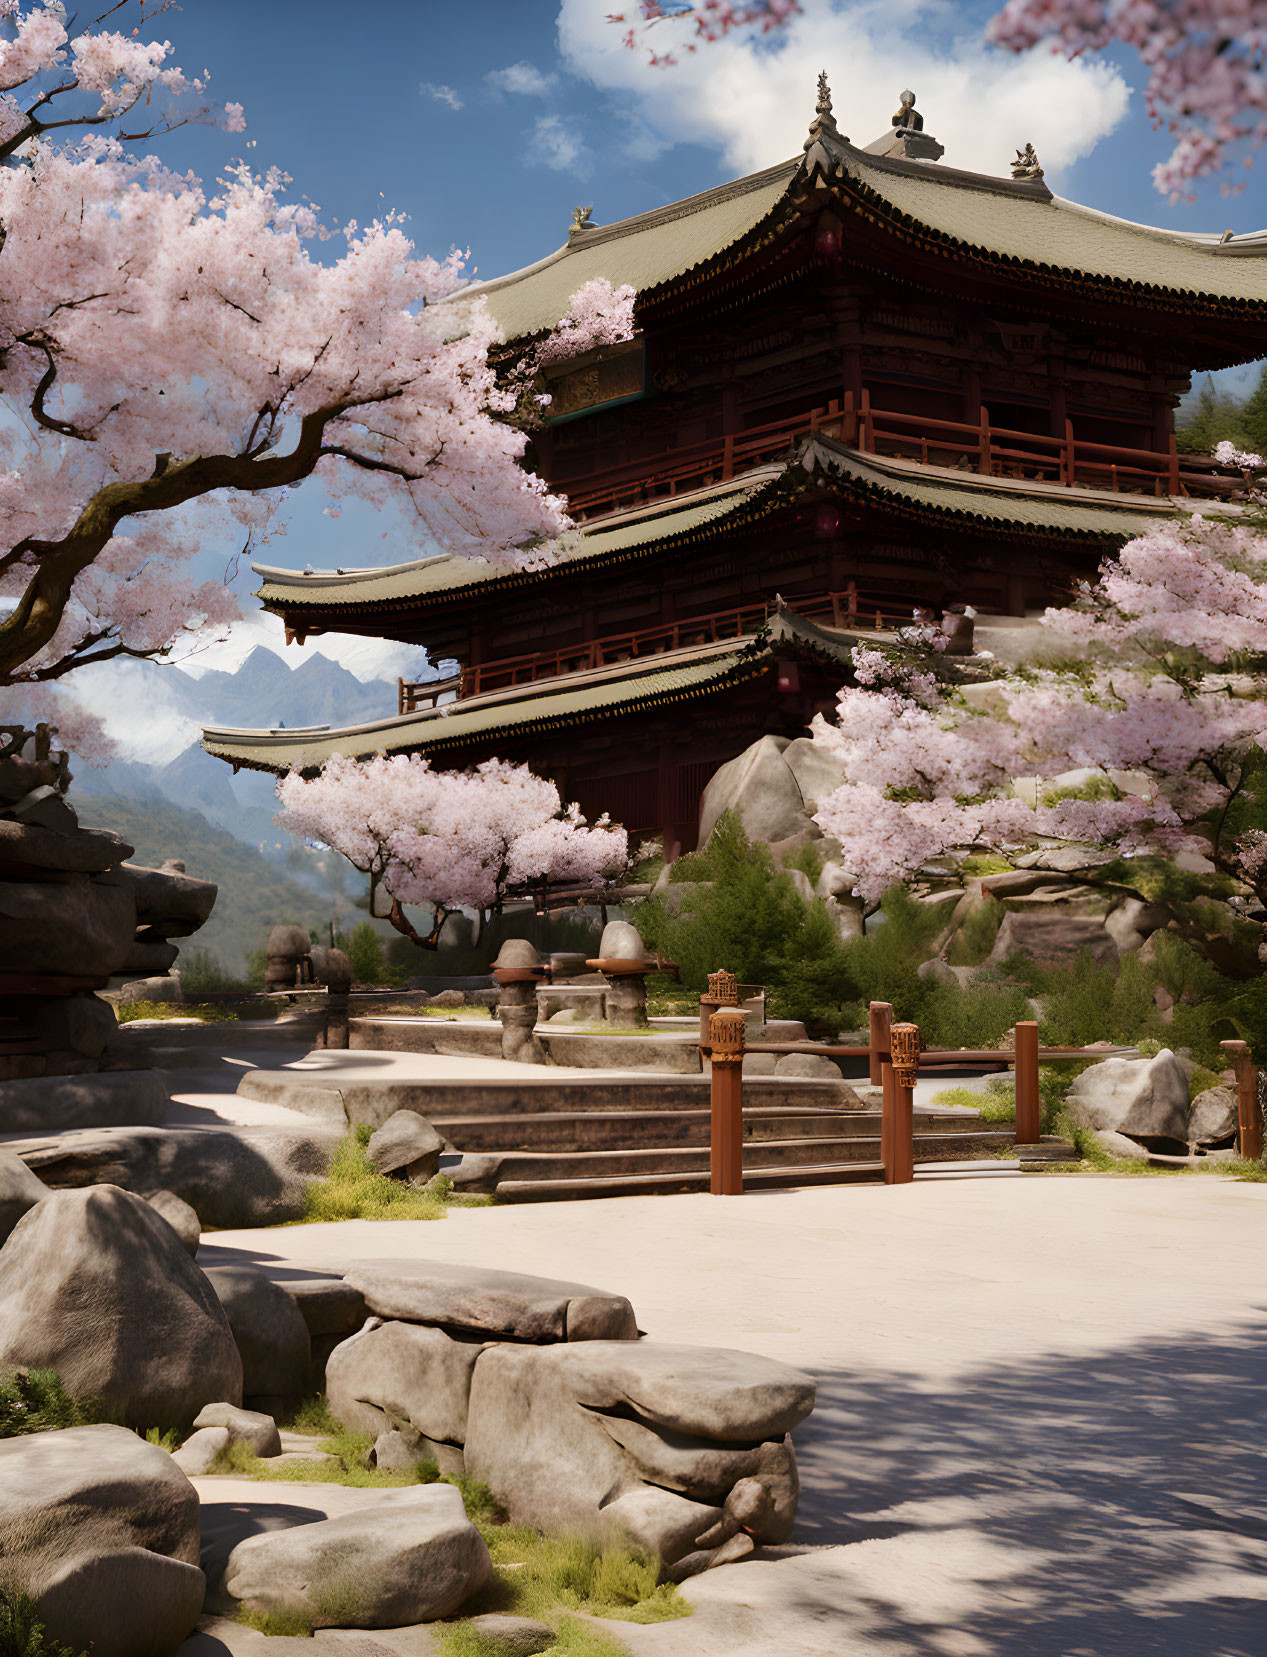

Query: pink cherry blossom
[987,0,1267,197]
[533,279,637,368]
[0,2,601,751]
[275,754,629,948]
[813,510,1267,905]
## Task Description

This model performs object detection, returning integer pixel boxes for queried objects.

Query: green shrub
[0,1587,85,1657]
[0,1370,96,1438]
[297,1127,450,1224]
[341,922,388,988]
[177,946,252,996]
[634,813,857,1027]
[946,896,1003,966]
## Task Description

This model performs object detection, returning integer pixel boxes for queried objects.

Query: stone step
[237,1067,873,1124]
[433,1107,989,1154]
[467,1131,1015,1185]
[493,1160,889,1201]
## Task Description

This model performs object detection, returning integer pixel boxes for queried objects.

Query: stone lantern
[492,938,548,1062]
[586,919,657,1030]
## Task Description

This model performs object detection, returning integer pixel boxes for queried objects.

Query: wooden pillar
[1014,1021,1040,1145]
[869,1000,892,1087]
[881,1061,914,1184]
[1220,1040,1263,1161]
[709,1007,747,1195]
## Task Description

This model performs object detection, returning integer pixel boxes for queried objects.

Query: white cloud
[420,81,463,111]
[487,61,558,98]
[556,0,1130,185]
[529,113,590,175]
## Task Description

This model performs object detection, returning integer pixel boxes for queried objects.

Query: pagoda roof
[463,125,1267,342]
[253,440,1191,619]
[202,607,854,777]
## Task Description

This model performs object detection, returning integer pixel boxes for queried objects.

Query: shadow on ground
[787,1318,1267,1655]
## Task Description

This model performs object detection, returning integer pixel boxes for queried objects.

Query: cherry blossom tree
[275,754,630,949]
[987,0,1267,199]
[0,2,596,756]
[811,493,1267,944]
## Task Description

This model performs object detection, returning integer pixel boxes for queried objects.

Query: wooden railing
[556,389,1244,521]
[397,672,463,717]
[398,587,917,712]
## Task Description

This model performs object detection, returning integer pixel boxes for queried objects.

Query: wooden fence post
[709,1007,747,1195]
[1014,1021,1040,1145]
[1220,1040,1264,1161]
[883,1021,919,1184]
[869,1000,892,1088]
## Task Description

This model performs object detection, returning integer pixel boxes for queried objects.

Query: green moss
[296,1131,450,1224]
[235,1606,314,1638]
[114,1000,239,1024]
[958,852,1013,876]
[0,1587,86,1657]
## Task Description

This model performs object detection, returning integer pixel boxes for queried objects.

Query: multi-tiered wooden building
[204,84,1267,854]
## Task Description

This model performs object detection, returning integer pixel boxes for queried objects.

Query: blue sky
[135,0,1267,680]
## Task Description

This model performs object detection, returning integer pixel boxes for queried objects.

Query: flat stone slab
[5,1123,342,1228]
[0,1070,169,1134]
[343,1260,639,1342]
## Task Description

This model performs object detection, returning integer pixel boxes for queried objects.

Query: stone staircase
[425,1082,1014,1201]
[321,1015,1021,1201]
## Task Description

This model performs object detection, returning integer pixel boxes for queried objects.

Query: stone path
[197,1174,1267,1656]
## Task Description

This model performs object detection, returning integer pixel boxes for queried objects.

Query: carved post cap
[707,969,740,1005]
[890,1021,921,1089]
[709,1007,748,1061]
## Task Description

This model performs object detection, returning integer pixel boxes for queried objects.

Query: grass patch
[296,1126,450,1224]
[0,1586,86,1657]
[218,1403,689,1646]
[209,1435,428,1488]
[144,1426,180,1452]
[114,999,239,1024]
[279,1395,343,1436]
[0,1369,100,1438]
[235,1606,314,1638]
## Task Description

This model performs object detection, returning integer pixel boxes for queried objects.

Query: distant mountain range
[70,644,434,852]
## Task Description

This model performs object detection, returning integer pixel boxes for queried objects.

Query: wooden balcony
[558,391,1244,522]
[398,589,915,714]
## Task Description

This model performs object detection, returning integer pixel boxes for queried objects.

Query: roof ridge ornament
[1011,143,1044,181]
[570,204,596,237]
[804,71,845,152]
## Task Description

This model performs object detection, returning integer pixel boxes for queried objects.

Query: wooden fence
[702,988,1258,1192]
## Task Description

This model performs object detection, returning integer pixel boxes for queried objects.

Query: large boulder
[464,1341,815,1567]
[206,1482,491,1628]
[142,1189,201,1257]
[283,1275,367,1390]
[1190,1085,1239,1148]
[0,1148,48,1243]
[0,1185,242,1426]
[343,1261,639,1342]
[1065,1050,1191,1144]
[697,736,807,847]
[0,1070,170,1134]
[203,1265,312,1409]
[0,870,137,977]
[0,1423,203,1657]
[780,737,847,818]
[989,911,1119,967]
[366,1110,443,1185]
[10,1122,341,1227]
[325,1321,484,1454]
[117,860,217,940]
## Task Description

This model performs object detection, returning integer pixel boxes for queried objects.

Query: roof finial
[804,70,843,151]
[1011,143,1043,181]
[570,203,595,234]
[893,89,923,133]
